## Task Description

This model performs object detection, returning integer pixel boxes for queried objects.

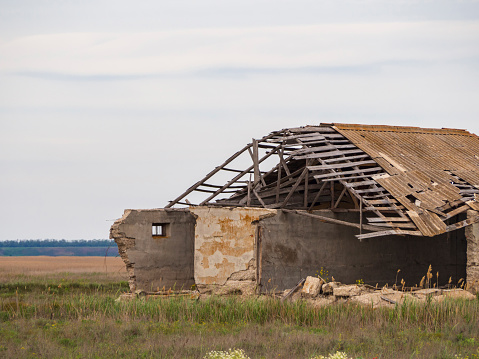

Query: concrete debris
[295,283,476,308]
[201,281,257,296]
[333,284,363,298]
[301,276,324,298]
[281,278,306,302]
[115,281,477,308]
[435,288,476,301]
[322,281,341,295]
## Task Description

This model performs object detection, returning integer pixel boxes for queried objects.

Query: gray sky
[1,0,479,240]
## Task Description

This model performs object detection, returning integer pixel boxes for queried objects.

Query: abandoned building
[110,123,479,294]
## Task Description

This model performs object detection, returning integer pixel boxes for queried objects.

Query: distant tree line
[0,239,117,248]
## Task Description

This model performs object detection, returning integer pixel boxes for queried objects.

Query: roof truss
[166,125,479,238]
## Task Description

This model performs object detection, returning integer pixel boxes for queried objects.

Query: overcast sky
[1,0,479,240]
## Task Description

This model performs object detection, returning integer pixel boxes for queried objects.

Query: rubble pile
[285,276,477,307]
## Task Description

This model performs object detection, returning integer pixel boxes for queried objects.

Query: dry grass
[1,257,479,358]
[0,256,127,283]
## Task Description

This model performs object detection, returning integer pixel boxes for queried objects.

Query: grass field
[1,257,479,359]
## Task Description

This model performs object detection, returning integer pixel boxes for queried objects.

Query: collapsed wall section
[259,210,467,291]
[110,209,195,291]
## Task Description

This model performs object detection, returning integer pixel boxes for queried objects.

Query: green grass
[1,276,479,358]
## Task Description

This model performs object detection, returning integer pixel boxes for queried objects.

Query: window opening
[152,223,169,237]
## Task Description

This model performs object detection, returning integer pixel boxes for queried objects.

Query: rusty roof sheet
[333,123,479,236]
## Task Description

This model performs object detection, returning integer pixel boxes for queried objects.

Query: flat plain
[1,256,479,359]
[0,256,126,279]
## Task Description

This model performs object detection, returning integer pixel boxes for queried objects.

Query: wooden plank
[322,133,345,139]
[276,153,282,203]
[365,206,404,211]
[194,188,239,194]
[201,183,246,189]
[333,186,348,208]
[199,143,282,205]
[293,145,336,155]
[252,139,260,186]
[344,180,377,187]
[407,210,447,237]
[354,188,386,194]
[309,181,328,210]
[356,230,423,240]
[296,140,328,146]
[304,168,309,208]
[466,200,479,211]
[167,130,290,207]
[257,143,287,150]
[293,144,356,155]
[322,173,382,182]
[328,140,350,144]
[446,215,479,232]
[281,168,308,208]
[367,217,413,222]
[282,133,326,141]
[293,149,364,160]
[295,135,326,142]
[314,167,382,179]
[438,199,464,211]
[222,167,254,174]
[444,204,470,219]
[283,209,388,232]
[368,222,418,229]
[347,188,359,209]
[253,188,266,207]
[281,278,306,302]
[260,166,307,192]
[359,199,363,234]
[288,126,336,133]
[367,199,399,204]
[460,189,479,194]
[308,160,377,171]
[166,143,253,207]
[324,154,369,163]
[362,193,390,199]
[278,149,291,176]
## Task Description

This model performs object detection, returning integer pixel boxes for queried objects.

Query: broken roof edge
[331,123,475,137]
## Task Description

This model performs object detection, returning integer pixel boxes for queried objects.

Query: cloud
[1,22,478,78]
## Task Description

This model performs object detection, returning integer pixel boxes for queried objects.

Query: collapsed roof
[166,124,479,239]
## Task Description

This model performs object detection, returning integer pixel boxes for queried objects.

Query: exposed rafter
[166,124,479,239]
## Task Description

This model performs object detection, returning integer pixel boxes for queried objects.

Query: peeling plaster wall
[110,209,195,291]
[466,210,479,293]
[190,207,275,293]
[259,210,467,291]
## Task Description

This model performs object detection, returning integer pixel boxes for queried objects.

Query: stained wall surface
[190,207,274,286]
[259,210,467,291]
[110,209,195,291]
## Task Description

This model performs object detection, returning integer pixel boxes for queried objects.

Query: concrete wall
[111,207,469,293]
[466,210,479,293]
[190,207,274,294]
[110,209,195,291]
[259,210,467,291]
